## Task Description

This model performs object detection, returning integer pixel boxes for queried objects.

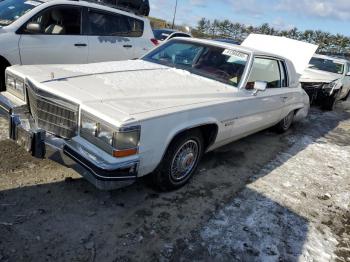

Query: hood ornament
[50,72,55,80]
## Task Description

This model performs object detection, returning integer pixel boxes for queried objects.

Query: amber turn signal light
[113,148,138,158]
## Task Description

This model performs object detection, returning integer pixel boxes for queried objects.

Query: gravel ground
[0,101,349,262]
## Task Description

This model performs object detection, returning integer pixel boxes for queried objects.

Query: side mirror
[346,72,350,77]
[25,22,41,33]
[253,81,267,96]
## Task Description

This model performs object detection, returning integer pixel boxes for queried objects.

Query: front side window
[309,57,344,75]
[0,0,42,26]
[143,40,249,87]
[246,57,282,89]
[88,10,144,37]
[24,6,82,35]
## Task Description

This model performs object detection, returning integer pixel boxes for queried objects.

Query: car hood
[242,34,318,75]
[9,60,236,125]
[300,68,340,83]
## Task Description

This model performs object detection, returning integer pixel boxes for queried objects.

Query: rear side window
[247,57,281,89]
[87,10,144,37]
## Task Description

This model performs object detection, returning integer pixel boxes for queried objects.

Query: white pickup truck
[0,35,316,191]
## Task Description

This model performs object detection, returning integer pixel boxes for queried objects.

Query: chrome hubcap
[171,140,199,181]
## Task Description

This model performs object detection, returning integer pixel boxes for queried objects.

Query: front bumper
[301,82,333,103]
[0,93,138,190]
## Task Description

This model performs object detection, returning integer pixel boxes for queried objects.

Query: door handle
[280,96,288,102]
[123,44,133,48]
[74,43,87,47]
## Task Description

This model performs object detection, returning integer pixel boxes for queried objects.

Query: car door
[232,56,286,137]
[18,5,88,65]
[86,8,135,63]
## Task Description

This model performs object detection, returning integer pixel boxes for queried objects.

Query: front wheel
[0,66,6,92]
[152,129,204,191]
[322,95,336,111]
[341,90,350,101]
[275,111,294,133]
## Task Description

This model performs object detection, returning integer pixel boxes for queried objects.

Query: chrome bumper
[0,93,138,190]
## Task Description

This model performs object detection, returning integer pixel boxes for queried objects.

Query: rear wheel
[152,129,204,191]
[275,111,294,133]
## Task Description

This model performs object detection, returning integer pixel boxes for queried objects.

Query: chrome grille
[26,81,79,139]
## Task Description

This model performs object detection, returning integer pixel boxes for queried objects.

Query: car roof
[173,37,288,60]
[38,0,148,20]
[313,54,348,64]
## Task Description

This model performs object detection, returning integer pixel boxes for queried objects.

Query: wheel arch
[0,55,11,91]
[0,55,11,68]
[163,122,219,159]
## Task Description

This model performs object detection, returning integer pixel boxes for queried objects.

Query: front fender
[137,115,220,176]
[0,33,21,65]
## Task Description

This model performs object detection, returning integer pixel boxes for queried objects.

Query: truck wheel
[152,129,204,191]
[275,111,294,133]
[322,95,336,111]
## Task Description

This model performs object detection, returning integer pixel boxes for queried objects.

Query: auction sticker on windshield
[222,49,248,60]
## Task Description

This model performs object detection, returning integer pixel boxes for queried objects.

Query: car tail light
[151,38,159,46]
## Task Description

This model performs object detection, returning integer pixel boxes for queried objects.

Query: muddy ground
[0,101,349,262]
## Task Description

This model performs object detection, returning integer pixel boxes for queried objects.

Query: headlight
[113,127,140,150]
[80,111,140,158]
[6,72,25,100]
[324,80,339,90]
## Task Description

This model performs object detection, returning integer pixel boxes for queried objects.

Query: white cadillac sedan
[0,35,313,191]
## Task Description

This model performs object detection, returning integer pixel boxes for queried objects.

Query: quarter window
[88,10,144,37]
[25,6,82,35]
[279,61,288,87]
[247,57,282,89]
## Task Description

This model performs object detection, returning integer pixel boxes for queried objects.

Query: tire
[152,129,204,191]
[341,90,350,101]
[322,95,336,111]
[275,111,294,133]
[0,65,6,92]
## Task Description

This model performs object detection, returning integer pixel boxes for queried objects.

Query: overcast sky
[149,0,350,36]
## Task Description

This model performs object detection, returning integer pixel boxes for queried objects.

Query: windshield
[309,57,344,75]
[0,0,41,26]
[143,40,249,87]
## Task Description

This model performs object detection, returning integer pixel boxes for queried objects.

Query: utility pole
[171,0,178,29]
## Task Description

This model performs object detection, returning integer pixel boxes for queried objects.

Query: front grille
[301,82,324,90]
[26,81,79,139]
